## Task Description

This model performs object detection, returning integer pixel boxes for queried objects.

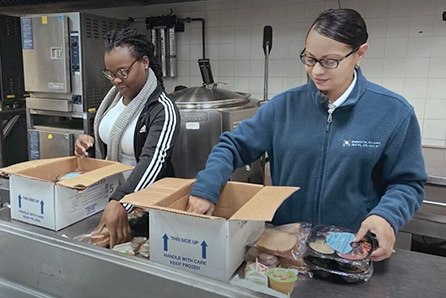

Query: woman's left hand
[354,215,396,261]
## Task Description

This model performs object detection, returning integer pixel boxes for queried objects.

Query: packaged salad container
[303,225,377,282]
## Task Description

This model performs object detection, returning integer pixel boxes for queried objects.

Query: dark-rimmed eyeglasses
[103,58,139,81]
[299,47,359,69]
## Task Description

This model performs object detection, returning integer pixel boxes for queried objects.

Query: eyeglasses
[103,58,139,81]
[299,47,359,69]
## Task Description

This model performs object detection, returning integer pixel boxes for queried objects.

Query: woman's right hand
[186,195,215,215]
[93,200,131,248]
[75,134,94,157]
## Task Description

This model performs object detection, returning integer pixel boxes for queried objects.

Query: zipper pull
[326,103,335,131]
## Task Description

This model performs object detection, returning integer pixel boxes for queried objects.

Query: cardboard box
[1,157,133,231]
[121,178,299,281]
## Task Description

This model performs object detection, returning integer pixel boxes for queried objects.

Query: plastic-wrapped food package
[56,170,85,182]
[131,237,150,258]
[244,261,269,286]
[240,223,313,296]
[274,223,312,270]
[304,225,377,282]
[244,223,312,277]
[138,241,150,258]
[73,210,149,249]
[112,242,135,256]
[256,228,299,258]
[73,227,110,247]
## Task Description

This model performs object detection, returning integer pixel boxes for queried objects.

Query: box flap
[121,177,195,207]
[0,157,77,182]
[57,162,133,190]
[149,205,224,220]
[0,157,74,177]
[229,186,299,221]
[214,181,263,219]
[76,157,123,172]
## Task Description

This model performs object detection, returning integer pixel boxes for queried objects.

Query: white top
[330,70,358,109]
[98,97,141,166]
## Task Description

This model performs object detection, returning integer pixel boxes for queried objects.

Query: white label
[186,122,200,130]
[48,82,64,90]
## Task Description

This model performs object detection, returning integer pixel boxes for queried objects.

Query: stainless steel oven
[21,12,127,159]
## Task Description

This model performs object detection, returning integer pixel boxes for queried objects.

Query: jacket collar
[309,67,367,108]
[145,81,164,106]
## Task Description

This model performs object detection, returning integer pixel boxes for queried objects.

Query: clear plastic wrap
[73,210,149,249]
[73,227,110,247]
[55,170,85,182]
[244,260,269,286]
[303,225,377,282]
[275,223,312,270]
[245,223,312,276]
[131,237,150,258]
[112,242,135,256]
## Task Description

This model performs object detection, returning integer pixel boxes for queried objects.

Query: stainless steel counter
[0,280,46,298]
[423,147,446,186]
[0,207,264,298]
[0,206,446,298]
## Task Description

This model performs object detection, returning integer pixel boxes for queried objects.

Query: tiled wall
[86,0,446,147]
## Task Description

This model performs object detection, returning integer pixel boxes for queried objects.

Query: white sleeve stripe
[140,93,177,190]
[139,94,176,191]
[134,93,177,191]
[134,93,174,191]
[139,93,177,190]
[134,93,173,191]
[122,203,134,212]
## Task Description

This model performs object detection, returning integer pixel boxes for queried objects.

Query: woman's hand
[354,215,396,261]
[75,134,94,157]
[186,195,215,215]
[94,200,131,248]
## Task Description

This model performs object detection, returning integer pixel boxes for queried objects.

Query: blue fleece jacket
[191,69,428,233]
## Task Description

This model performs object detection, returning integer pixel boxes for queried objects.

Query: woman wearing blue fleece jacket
[186,8,427,261]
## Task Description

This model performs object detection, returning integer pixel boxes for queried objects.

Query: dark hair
[308,8,368,49]
[103,27,164,89]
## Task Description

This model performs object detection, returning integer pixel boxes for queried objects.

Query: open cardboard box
[0,156,133,230]
[121,177,299,281]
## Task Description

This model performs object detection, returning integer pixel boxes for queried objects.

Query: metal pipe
[263,51,269,101]
[423,200,446,207]
[188,17,206,59]
[262,25,272,102]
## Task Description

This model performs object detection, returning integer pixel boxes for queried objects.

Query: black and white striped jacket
[100,82,180,206]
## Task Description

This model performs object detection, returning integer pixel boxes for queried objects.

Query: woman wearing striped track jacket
[74,28,180,248]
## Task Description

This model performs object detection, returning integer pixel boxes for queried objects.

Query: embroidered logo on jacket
[343,139,381,148]
[139,125,146,133]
